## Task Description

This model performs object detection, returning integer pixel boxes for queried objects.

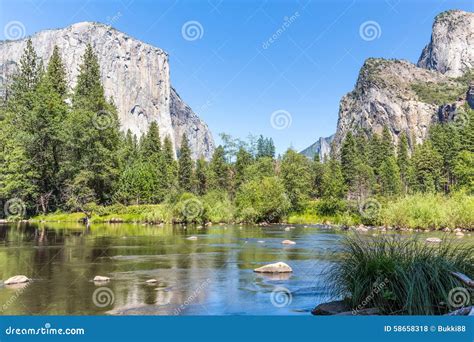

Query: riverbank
[14,192,471,231]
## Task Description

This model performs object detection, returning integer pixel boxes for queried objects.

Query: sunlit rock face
[418,10,474,77]
[330,10,474,155]
[0,22,215,159]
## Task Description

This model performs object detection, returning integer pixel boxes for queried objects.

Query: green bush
[236,176,290,223]
[328,234,474,315]
[202,190,234,223]
[316,198,348,216]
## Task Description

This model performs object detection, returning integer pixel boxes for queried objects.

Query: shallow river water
[0,223,468,315]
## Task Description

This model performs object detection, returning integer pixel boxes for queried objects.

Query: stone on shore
[455,232,465,237]
[281,240,296,245]
[311,300,350,315]
[254,262,292,273]
[426,237,442,243]
[93,276,110,282]
[4,275,29,285]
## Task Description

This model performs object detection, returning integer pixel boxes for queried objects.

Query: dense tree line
[0,42,472,222]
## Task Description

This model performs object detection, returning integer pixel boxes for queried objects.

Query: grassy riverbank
[29,193,474,230]
[327,234,474,315]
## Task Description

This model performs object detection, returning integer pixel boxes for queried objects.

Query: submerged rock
[4,275,29,285]
[93,276,110,282]
[186,236,198,240]
[254,262,293,273]
[281,240,296,245]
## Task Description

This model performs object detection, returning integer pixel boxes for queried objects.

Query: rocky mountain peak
[0,22,214,160]
[418,10,474,77]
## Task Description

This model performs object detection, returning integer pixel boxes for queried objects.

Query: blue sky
[1,0,473,153]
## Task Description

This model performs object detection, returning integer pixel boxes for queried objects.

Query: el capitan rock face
[0,22,215,160]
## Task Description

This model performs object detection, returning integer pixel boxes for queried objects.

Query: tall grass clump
[328,234,474,315]
[380,193,474,229]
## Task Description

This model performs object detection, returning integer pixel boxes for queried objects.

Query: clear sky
[1,0,473,153]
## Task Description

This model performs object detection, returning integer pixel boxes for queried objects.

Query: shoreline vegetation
[25,192,473,232]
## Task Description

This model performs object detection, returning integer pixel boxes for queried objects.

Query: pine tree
[194,157,208,195]
[379,156,402,196]
[63,45,120,207]
[321,158,346,199]
[209,146,229,191]
[311,154,325,198]
[235,147,253,190]
[411,141,443,193]
[46,45,67,97]
[162,136,178,192]
[397,132,410,193]
[178,134,193,192]
[140,121,161,161]
[340,132,358,188]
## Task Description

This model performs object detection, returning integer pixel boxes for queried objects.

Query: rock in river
[186,236,198,240]
[4,275,30,285]
[281,240,296,245]
[254,262,293,273]
[93,276,110,282]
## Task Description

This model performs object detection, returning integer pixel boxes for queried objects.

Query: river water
[0,223,466,315]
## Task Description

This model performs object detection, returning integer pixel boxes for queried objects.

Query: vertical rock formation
[0,22,215,159]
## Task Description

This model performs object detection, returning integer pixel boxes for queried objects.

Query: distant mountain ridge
[300,135,334,161]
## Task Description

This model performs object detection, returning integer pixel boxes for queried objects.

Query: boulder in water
[426,237,442,243]
[93,276,110,282]
[281,240,296,245]
[254,262,292,273]
[4,275,29,285]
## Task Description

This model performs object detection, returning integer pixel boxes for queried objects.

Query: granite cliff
[0,22,215,159]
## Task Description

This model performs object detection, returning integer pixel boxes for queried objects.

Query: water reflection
[1,222,459,315]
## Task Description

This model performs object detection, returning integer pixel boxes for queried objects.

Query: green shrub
[328,234,474,315]
[202,190,234,223]
[316,198,348,216]
[236,176,290,223]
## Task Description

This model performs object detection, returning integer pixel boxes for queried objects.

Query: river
[0,223,468,315]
